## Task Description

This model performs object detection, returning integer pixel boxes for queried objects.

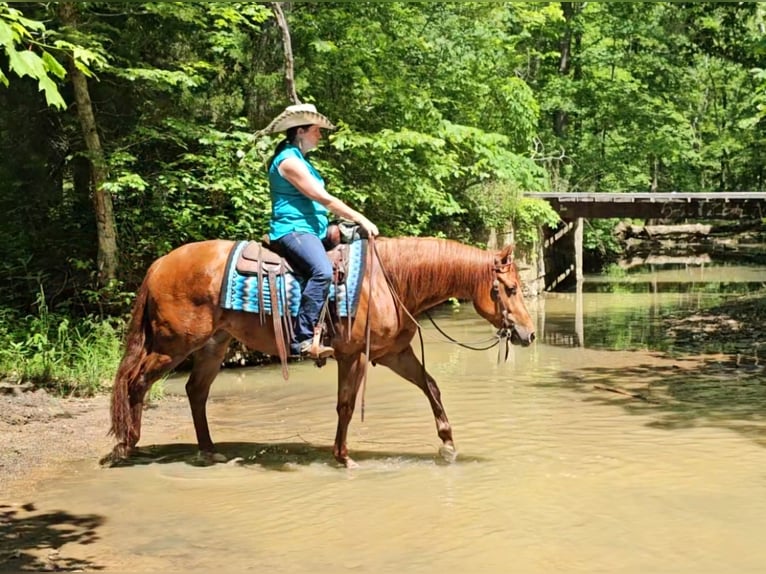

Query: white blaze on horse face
[496,268,535,345]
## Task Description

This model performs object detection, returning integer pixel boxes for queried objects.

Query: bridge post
[574,217,583,283]
[574,218,584,346]
[541,217,585,292]
[543,220,575,291]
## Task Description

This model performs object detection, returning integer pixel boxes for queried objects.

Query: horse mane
[375,237,495,308]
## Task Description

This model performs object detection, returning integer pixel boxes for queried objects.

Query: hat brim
[258,110,335,136]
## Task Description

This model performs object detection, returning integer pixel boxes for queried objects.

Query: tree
[3,1,763,316]
[524,2,765,194]
[58,2,118,285]
[271,2,299,104]
[284,2,550,241]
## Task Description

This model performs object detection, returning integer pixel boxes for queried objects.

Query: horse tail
[109,269,153,446]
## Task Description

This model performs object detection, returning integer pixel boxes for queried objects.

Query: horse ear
[497,243,515,264]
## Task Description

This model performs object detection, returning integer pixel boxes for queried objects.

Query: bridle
[491,256,519,361]
[491,256,518,342]
[421,255,520,360]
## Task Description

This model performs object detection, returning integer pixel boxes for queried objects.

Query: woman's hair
[267,124,312,170]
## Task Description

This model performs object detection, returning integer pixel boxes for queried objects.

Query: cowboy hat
[257,103,335,136]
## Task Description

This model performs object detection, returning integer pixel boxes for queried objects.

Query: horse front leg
[185,333,232,463]
[376,345,457,462]
[333,353,368,468]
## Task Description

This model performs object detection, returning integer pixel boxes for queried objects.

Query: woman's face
[298,124,322,152]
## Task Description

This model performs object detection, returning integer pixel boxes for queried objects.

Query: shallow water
[4,265,766,573]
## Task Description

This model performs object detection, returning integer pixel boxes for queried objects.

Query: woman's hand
[357,216,379,238]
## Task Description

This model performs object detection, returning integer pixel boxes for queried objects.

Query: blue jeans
[272,232,333,350]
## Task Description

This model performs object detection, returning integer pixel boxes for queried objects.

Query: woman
[260,103,379,359]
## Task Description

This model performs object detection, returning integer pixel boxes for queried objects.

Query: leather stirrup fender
[268,268,289,380]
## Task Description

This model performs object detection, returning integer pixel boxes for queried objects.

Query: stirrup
[309,325,334,359]
[308,343,334,360]
[293,339,333,360]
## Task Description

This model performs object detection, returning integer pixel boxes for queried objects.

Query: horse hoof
[196,451,227,465]
[100,444,132,467]
[335,454,359,469]
[439,444,458,463]
[210,452,228,463]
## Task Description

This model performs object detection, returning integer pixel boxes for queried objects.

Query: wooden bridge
[523,192,766,220]
[518,191,766,347]
[519,191,766,294]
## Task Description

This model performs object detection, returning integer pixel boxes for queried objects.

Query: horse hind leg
[111,351,177,460]
[127,353,175,446]
[376,345,457,462]
[185,332,232,463]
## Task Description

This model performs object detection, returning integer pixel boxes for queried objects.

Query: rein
[423,311,503,351]
[359,235,375,422]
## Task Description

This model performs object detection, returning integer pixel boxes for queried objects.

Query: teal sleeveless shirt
[268,144,329,241]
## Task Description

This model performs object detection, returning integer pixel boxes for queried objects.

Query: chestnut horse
[109,237,535,467]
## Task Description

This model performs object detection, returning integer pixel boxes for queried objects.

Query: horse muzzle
[499,326,535,347]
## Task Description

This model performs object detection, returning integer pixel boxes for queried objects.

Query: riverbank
[0,387,190,499]
[663,289,766,366]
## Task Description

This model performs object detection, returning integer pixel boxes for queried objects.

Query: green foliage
[1,1,765,385]
[0,2,105,108]
[0,2,65,108]
[0,291,124,396]
[329,120,549,240]
[603,264,629,279]
[528,2,766,194]
[107,117,273,283]
[584,219,623,259]
[510,198,561,257]
[472,182,559,255]
[295,2,539,146]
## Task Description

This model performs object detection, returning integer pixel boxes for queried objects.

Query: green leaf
[41,51,67,80]
[16,49,47,79]
[13,12,45,34]
[37,74,66,110]
[5,46,28,78]
[0,18,14,49]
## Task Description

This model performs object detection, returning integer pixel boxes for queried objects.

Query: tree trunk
[555,3,574,138]
[271,2,300,104]
[555,2,584,138]
[58,2,118,286]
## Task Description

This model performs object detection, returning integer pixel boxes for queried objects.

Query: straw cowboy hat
[256,103,335,137]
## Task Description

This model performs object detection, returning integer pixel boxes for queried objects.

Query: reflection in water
[542,263,766,353]
[5,264,766,573]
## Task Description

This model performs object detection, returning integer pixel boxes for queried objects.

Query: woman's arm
[279,156,379,237]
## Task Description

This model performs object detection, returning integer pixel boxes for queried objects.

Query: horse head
[475,244,536,347]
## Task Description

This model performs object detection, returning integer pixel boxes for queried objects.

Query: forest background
[1,2,765,393]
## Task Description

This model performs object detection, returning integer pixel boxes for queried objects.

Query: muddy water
[6,268,766,572]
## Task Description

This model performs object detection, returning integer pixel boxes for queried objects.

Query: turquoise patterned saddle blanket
[219,239,367,318]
